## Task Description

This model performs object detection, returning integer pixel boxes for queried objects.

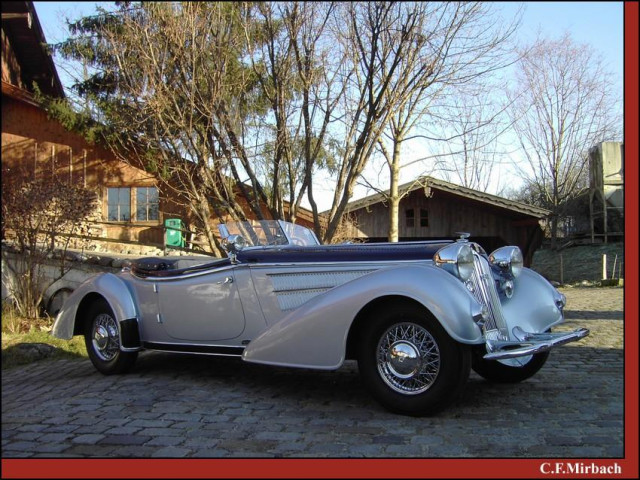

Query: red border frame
[2,2,638,479]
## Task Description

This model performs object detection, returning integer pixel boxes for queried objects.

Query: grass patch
[2,302,87,370]
[2,331,87,370]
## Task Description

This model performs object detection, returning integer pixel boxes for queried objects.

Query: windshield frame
[218,220,320,248]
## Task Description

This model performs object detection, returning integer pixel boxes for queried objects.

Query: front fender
[242,264,483,369]
[51,273,138,340]
[503,268,565,333]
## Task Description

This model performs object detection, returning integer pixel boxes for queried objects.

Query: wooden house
[342,176,549,266]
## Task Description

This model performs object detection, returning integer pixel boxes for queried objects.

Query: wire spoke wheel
[91,313,120,362]
[84,298,138,375]
[358,304,470,416]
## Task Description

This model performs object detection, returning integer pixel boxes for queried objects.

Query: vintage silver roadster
[52,220,589,416]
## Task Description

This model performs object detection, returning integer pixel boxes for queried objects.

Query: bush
[1,178,97,318]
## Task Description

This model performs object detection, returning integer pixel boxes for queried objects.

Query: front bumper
[483,326,590,361]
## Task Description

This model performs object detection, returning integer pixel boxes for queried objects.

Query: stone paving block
[2,451,33,458]
[37,432,74,443]
[110,445,160,457]
[42,425,80,434]
[73,425,112,435]
[65,444,117,457]
[127,419,174,429]
[13,432,42,441]
[385,443,424,456]
[34,443,71,454]
[71,434,106,445]
[169,421,202,431]
[335,443,385,457]
[151,446,192,458]
[97,435,152,446]
[190,448,231,457]
[145,436,185,447]
[137,427,178,437]
[104,426,143,436]
[3,441,40,453]
[268,441,309,455]
[160,413,203,422]
[253,431,302,442]
[182,437,221,449]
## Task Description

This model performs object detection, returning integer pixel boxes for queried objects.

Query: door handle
[217,276,233,285]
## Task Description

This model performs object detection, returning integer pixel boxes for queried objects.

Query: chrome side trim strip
[142,341,245,356]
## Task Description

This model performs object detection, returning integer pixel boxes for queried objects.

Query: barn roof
[1,1,65,98]
[344,175,550,219]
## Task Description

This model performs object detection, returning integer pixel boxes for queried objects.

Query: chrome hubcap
[387,342,421,378]
[377,322,440,395]
[92,313,119,361]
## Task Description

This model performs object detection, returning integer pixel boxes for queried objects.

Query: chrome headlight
[489,246,523,278]
[434,243,474,281]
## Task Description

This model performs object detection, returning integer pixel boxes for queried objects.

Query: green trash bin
[165,218,185,247]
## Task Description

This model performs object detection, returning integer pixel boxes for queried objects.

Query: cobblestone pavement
[1,287,624,458]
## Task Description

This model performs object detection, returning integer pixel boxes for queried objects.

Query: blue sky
[33,1,625,96]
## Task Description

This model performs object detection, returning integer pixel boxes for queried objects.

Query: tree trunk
[388,138,402,242]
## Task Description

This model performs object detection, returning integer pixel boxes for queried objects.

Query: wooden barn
[343,176,549,267]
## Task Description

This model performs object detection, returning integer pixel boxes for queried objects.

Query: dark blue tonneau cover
[130,257,231,277]
[236,240,452,264]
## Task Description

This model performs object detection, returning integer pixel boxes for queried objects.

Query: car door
[156,269,246,342]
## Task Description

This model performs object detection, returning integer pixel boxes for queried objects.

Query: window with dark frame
[106,186,159,222]
[107,187,131,221]
[136,187,159,221]
[405,208,415,228]
[420,208,429,227]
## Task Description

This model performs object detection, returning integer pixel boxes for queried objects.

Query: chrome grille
[468,251,509,341]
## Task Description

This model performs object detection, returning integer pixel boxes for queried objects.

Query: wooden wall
[349,188,544,266]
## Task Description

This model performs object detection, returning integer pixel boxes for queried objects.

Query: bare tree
[245,1,342,231]
[359,2,520,242]
[318,2,442,242]
[508,33,622,248]
[433,84,515,193]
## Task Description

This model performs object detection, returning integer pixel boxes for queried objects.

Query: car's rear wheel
[472,349,549,383]
[357,304,470,416]
[84,298,137,375]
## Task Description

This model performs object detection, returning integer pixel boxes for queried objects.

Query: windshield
[218,220,320,247]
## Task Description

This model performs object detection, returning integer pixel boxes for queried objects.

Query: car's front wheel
[357,305,471,416]
[84,298,137,375]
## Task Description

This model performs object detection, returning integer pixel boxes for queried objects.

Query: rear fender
[51,273,141,350]
[242,264,483,369]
